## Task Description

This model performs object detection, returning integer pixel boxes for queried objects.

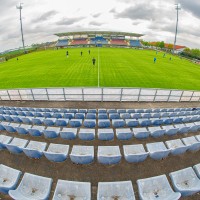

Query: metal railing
[0,87,199,102]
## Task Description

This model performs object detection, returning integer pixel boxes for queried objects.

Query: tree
[159,41,165,49]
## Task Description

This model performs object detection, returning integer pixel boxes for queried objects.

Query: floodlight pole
[173,4,181,54]
[16,3,26,53]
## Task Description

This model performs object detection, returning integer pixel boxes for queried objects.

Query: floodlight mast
[173,3,181,54]
[16,3,26,53]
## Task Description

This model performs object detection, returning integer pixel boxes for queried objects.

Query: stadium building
[55,31,143,48]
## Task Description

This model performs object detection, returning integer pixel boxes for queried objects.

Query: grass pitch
[0,48,199,90]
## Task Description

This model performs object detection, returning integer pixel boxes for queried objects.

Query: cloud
[92,13,101,18]
[181,0,200,18]
[89,21,103,26]
[115,4,158,20]
[32,10,58,23]
[56,17,84,26]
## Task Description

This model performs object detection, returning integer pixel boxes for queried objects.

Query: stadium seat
[5,138,28,154]
[138,119,152,127]
[78,128,95,140]
[43,127,60,138]
[86,113,96,119]
[165,139,189,155]
[123,144,148,163]
[75,113,85,120]
[55,118,69,126]
[169,167,200,197]
[22,141,47,159]
[132,127,150,139]
[79,109,87,113]
[0,164,22,194]
[53,180,91,200]
[162,117,173,125]
[70,145,94,164]
[28,125,45,136]
[125,119,139,127]
[109,113,120,120]
[32,117,44,125]
[43,118,57,126]
[69,119,82,127]
[148,126,165,138]
[4,122,19,133]
[193,163,200,178]
[83,119,96,128]
[60,128,77,140]
[21,116,33,124]
[175,124,190,134]
[9,173,53,200]
[98,108,107,113]
[98,119,111,128]
[112,119,125,128]
[182,136,200,151]
[52,113,63,119]
[12,116,23,123]
[97,146,121,165]
[0,135,13,149]
[187,122,200,132]
[152,118,163,126]
[137,174,181,200]
[162,125,179,136]
[116,128,132,140]
[97,181,135,200]
[146,142,170,160]
[98,114,108,119]
[63,113,74,119]
[43,143,69,162]
[97,128,114,140]
[16,124,32,135]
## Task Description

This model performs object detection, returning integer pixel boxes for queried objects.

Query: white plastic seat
[116,128,132,140]
[97,181,135,200]
[182,136,200,151]
[43,127,60,138]
[0,164,22,194]
[132,127,150,139]
[98,129,114,140]
[5,138,28,154]
[146,142,170,160]
[148,126,165,138]
[165,139,188,155]
[44,143,69,162]
[53,180,91,200]
[9,173,53,200]
[169,167,200,197]
[137,174,181,200]
[60,128,77,140]
[78,128,95,140]
[0,135,13,149]
[98,146,121,165]
[22,141,47,159]
[123,144,148,163]
[70,145,94,164]
[162,125,178,136]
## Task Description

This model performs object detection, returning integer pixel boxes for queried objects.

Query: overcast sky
[0,0,200,52]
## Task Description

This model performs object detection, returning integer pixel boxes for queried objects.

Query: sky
[0,0,200,52]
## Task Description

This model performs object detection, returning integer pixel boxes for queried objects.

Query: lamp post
[173,3,181,54]
[16,3,26,53]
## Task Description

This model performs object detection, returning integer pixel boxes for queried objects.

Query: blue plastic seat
[98,129,114,140]
[22,141,47,159]
[16,124,32,135]
[83,119,96,128]
[146,142,170,160]
[125,119,139,127]
[116,128,132,140]
[55,118,69,127]
[165,139,188,155]
[123,144,148,163]
[133,127,150,139]
[112,119,125,128]
[28,125,45,137]
[78,128,95,140]
[148,126,165,138]
[98,119,110,128]
[0,135,13,149]
[43,127,60,138]
[69,119,82,127]
[43,118,57,126]
[5,138,28,154]
[60,128,77,140]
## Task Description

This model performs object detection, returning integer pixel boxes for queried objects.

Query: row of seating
[1,133,200,164]
[1,121,200,139]
[2,163,200,199]
[2,106,199,113]
[0,113,200,130]
[1,109,200,120]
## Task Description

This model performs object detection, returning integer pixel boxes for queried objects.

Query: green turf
[0,48,199,90]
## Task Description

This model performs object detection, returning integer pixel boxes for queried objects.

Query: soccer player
[81,51,83,56]
[92,57,96,66]
[66,51,69,58]
[163,53,166,58]
[88,50,90,55]
[154,57,157,63]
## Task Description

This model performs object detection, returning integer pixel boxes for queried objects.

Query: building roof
[149,42,186,50]
[54,31,144,37]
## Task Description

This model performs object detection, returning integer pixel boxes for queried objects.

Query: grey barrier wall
[0,88,199,102]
